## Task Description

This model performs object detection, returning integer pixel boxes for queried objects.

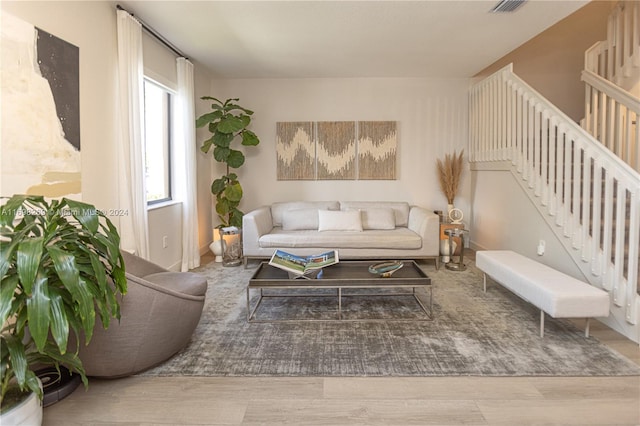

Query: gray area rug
[141,258,640,377]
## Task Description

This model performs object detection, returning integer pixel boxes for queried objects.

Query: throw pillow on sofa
[353,207,396,230]
[318,210,363,232]
[282,208,319,230]
[271,201,340,226]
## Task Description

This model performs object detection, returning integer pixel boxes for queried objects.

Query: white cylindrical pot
[209,240,225,263]
[439,239,457,264]
[0,386,43,426]
[447,203,455,216]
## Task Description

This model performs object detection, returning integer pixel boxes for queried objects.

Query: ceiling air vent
[490,0,527,13]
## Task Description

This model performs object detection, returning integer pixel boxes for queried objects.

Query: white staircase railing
[582,69,640,172]
[470,64,640,339]
[584,1,640,88]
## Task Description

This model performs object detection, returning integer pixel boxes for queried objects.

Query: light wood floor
[43,253,640,425]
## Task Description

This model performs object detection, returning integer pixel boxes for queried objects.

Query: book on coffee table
[268,249,339,279]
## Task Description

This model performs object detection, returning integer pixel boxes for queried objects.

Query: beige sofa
[242,201,440,268]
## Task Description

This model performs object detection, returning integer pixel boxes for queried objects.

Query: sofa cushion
[259,228,422,249]
[271,201,339,227]
[282,208,318,231]
[340,201,410,227]
[318,210,363,232]
[356,207,396,230]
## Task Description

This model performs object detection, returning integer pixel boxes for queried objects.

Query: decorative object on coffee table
[368,261,404,277]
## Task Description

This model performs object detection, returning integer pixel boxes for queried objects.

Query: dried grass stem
[437,150,464,204]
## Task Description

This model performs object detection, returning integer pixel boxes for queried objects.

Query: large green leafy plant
[196,97,260,228]
[0,195,127,410]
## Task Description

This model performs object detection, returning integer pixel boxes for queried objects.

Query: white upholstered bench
[476,250,609,338]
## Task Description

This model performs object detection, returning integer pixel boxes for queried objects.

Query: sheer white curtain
[175,58,200,271]
[116,10,149,258]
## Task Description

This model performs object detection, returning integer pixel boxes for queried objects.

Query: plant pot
[439,238,457,264]
[36,366,82,407]
[219,228,243,267]
[447,203,455,217]
[209,239,225,263]
[0,381,43,426]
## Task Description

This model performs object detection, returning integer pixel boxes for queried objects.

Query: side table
[444,227,467,271]
[440,223,464,255]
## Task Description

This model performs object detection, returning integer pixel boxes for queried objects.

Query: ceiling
[117,0,589,79]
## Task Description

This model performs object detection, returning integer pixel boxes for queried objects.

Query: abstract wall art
[276,121,397,181]
[316,121,356,180]
[276,122,315,180]
[358,121,397,180]
[1,13,81,198]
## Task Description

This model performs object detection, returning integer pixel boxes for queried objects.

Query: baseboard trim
[470,240,488,252]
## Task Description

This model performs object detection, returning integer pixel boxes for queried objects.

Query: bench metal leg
[540,310,545,338]
[585,317,591,338]
[483,273,487,293]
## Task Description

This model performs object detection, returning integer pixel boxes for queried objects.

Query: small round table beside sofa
[444,227,468,271]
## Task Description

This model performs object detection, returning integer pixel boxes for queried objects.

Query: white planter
[439,238,457,264]
[447,203,455,216]
[209,239,225,263]
[0,387,43,426]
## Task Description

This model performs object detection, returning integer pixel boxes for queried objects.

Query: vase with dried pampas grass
[436,149,464,214]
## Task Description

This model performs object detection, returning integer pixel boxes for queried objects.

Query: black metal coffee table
[247,261,432,322]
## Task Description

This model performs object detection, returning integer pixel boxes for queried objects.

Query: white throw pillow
[318,210,363,232]
[359,208,396,230]
[282,209,319,230]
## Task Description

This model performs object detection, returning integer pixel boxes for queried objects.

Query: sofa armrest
[242,206,274,252]
[408,206,440,254]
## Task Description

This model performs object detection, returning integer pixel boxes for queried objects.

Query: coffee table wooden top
[249,260,431,288]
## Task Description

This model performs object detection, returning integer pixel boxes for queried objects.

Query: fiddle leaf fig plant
[0,195,127,410]
[196,97,260,228]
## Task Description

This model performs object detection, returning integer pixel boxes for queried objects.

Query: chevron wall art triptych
[275,122,315,180]
[276,121,397,180]
[357,121,397,180]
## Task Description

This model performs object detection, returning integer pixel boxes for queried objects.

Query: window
[143,79,172,204]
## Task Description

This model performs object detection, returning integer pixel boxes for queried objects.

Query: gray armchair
[76,251,207,378]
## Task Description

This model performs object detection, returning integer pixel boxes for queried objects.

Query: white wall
[142,33,178,91]
[470,167,584,279]
[475,0,611,123]
[147,203,182,269]
[208,77,471,223]
[2,1,213,269]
